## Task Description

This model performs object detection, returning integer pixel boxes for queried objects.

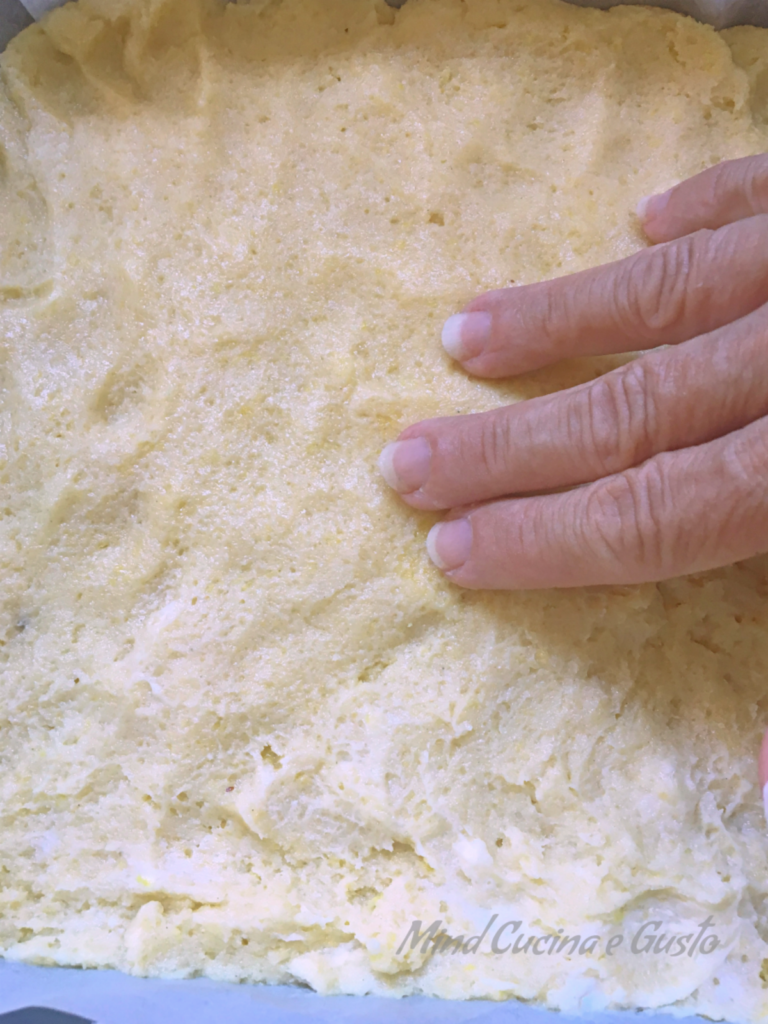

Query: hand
[379,154,768,591]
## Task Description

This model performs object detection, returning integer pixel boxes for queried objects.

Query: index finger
[441,215,768,378]
[639,154,768,244]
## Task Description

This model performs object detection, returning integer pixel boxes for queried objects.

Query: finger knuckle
[582,462,670,574]
[738,157,768,215]
[616,235,705,338]
[576,361,658,475]
[530,286,564,354]
[706,156,768,217]
[717,423,768,548]
[707,160,741,210]
[726,419,768,486]
[476,411,515,478]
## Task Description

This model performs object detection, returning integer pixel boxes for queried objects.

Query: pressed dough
[2,0,768,1017]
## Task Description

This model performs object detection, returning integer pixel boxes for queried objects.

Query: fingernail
[441,311,492,362]
[426,518,473,571]
[636,189,671,224]
[378,437,431,494]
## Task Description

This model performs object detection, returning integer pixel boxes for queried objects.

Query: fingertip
[636,189,672,238]
[635,194,652,222]
[441,311,492,363]
[378,437,431,494]
[426,518,473,572]
[441,314,467,360]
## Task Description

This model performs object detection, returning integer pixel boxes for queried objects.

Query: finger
[639,154,768,244]
[439,215,768,378]
[380,305,768,511]
[422,413,768,589]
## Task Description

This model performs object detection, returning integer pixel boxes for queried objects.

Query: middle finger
[380,304,768,510]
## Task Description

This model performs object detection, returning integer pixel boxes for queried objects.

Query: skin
[377,154,768,789]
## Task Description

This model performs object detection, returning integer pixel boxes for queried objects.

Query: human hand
[379,154,768,591]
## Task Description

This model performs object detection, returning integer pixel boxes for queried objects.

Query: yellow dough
[3,0,768,1017]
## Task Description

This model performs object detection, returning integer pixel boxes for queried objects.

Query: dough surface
[2,0,768,1017]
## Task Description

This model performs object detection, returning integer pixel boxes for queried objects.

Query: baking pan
[0,0,765,1020]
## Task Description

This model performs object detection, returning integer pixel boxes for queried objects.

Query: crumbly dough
[2,0,768,1017]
